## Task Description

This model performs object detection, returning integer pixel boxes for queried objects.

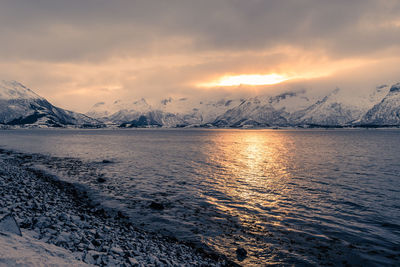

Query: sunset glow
[1,1,400,266]
[200,74,290,87]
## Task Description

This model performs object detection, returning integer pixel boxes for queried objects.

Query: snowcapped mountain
[211,90,315,127]
[269,90,314,113]
[360,83,400,126]
[288,88,360,126]
[158,97,244,125]
[87,98,152,121]
[87,97,245,127]
[86,82,398,128]
[0,80,102,127]
[212,98,288,127]
[0,80,42,100]
[86,90,312,128]
[88,98,184,127]
[4,79,396,129]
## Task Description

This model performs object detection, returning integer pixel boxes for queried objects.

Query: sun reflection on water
[202,130,296,264]
[209,130,291,203]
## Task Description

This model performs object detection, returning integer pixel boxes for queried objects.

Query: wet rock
[236,247,247,261]
[88,242,96,250]
[58,212,70,222]
[111,245,124,255]
[57,231,71,242]
[106,256,119,266]
[19,217,33,229]
[102,160,113,164]
[84,250,101,265]
[101,245,110,252]
[149,201,165,210]
[70,215,82,226]
[56,231,72,248]
[47,228,57,235]
[97,177,106,183]
[91,238,102,247]
[0,152,227,267]
[88,229,97,235]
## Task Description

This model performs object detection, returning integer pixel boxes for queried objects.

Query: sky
[1,0,400,112]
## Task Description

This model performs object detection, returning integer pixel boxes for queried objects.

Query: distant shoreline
[1,124,400,130]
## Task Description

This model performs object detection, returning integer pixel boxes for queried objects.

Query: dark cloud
[1,0,400,61]
[1,0,400,111]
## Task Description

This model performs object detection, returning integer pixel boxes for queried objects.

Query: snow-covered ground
[0,148,228,266]
[0,231,91,267]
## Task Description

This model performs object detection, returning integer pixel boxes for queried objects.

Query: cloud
[2,0,400,61]
[0,0,399,112]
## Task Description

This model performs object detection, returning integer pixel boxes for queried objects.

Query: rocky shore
[0,148,230,266]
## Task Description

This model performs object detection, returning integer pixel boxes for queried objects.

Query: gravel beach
[0,148,231,266]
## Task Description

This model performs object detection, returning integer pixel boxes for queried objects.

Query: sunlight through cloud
[199,74,290,87]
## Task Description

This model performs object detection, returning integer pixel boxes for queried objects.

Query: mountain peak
[0,80,101,127]
[0,80,43,100]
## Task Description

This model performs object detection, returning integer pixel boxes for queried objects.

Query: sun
[199,74,290,87]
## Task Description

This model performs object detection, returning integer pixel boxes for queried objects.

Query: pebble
[96,177,106,183]
[0,151,227,266]
[236,247,247,261]
[57,231,71,243]
[128,257,139,265]
[111,245,124,255]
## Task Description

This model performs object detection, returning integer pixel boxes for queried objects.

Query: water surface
[0,129,399,265]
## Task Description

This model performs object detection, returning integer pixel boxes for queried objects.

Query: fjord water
[0,129,399,265]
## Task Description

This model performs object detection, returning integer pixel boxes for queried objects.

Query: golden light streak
[199,74,290,87]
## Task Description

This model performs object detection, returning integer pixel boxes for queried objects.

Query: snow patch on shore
[0,231,90,267]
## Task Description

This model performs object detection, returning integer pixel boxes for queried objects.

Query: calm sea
[0,129,399,266]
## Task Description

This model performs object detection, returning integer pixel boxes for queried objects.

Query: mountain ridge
[359,83,400,126]
[0,80,103,128]
[86,83,398,128]
[1,79,399,128]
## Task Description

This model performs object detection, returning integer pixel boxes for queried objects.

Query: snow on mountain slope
[160,98,245,125]
[108,99,155,123]
[145,103,237,127]
[87,98,152,120]
[368,84,390,104]
[360,83,400,126]
[212,97,289,127]
[0,80,102,127]
[86,82,395,128]
[211,85,390,128]
[118,110,186,128]
[269,90,314,113]
[85,102,111,119]
[88,98,187,127]
[288,85,390,126]
[88,97,244,126]
[289,89,365,126]
[0,80,42,100]
[89,92,314,128]
[3,78,394,128]
[210,90,318,127]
